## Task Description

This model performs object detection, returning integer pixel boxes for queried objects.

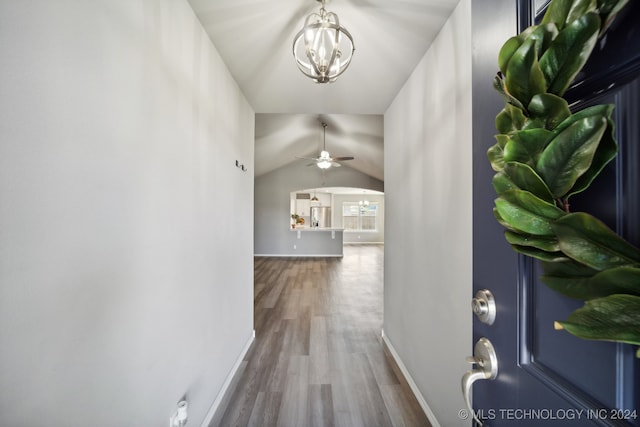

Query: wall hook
[235,160,248,172]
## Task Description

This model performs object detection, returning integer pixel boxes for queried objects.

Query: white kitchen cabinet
[296,199,310,217]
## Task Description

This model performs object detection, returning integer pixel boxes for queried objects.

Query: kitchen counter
[286,227,344,257]
[290,227,344,232]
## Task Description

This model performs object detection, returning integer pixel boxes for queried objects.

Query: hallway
[211,245,430,426]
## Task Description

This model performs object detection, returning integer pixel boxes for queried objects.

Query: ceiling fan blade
[331,162,342,168]
[296,155,318,161]
[306,163,317,167]
[333,156,354,161]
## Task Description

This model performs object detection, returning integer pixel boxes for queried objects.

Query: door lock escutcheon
[472,289,496,325]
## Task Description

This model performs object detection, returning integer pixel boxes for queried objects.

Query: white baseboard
[343,242,385,245]
[381,330,441,427]
[201,330,255,427]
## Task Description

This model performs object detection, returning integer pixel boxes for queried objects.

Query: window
[342,202,378,231]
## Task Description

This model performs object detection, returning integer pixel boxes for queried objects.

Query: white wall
[0,1,254,426]
[383,0,472,426]
[255,161,383,256]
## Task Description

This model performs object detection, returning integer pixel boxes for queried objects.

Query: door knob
[461,337,498,426]
[471,289,496,325]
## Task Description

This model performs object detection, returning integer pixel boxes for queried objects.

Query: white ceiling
[188,0,460,179]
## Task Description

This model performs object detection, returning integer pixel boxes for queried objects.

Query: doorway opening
[291,187,384,245]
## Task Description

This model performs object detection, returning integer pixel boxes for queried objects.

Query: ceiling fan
[297,122,354,169]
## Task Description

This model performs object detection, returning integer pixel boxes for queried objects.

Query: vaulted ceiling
[255,113,384,179]
[188,0,460,179]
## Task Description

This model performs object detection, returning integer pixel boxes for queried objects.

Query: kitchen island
[288,227,344,257]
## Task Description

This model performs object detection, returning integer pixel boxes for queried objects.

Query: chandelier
[292,0,355,83]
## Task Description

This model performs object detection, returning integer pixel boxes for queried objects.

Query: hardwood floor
[210,244,430,427]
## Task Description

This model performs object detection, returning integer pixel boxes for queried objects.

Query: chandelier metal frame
[292,0,355,83]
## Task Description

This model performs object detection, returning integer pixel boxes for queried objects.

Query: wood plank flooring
[211,244,430,427]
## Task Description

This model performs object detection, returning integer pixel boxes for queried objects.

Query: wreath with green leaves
[489,0,639,357]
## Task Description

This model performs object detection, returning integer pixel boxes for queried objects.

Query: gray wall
[0,1,254,426]
[332,194,385,244]
[383,0,472,426]
[255,161,383,256]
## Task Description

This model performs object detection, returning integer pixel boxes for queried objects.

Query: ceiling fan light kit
[317,158,332,169]
[317,147,333,169]
[293,0,355,83]
[296,122,354,170]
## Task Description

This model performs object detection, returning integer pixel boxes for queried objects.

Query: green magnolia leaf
[493,207,514,231]
[504,23,559,77]
[495,109,513,135]
[511,244,568,262]
[498,36,522,75]
[541,0,574,30]
[495,134,510,148]
[550,104,612,134]
[552,212,640,270]
[529,24,560,59]
[518,25,539,42]
[495,104,527,134]
[495,189,565,236]
[568,109,617,197]
[528,93,572,130]
[492,172,517,194]
[488,143,505,172]
[503,162,555,202]
[503,128,553,166]
[541,258,599,277]
[506,104,527,131]
[543,266,640,299]
[536,114,607,198]
[556,294,640,347]
[541,104,617,199]
[539,12,600,96]
[488,134,510,172]
[493,74,526,112]
[505,230,560,252]
[566,0,598,24]
[506,37,547,107]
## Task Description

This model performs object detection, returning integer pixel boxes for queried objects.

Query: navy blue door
[471,1,640,425]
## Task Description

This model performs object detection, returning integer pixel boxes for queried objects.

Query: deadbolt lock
[471,289,496,325]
